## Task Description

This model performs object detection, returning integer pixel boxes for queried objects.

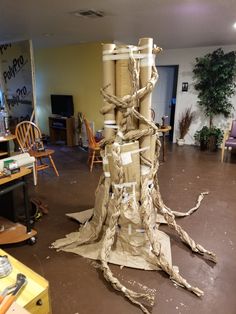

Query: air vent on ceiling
[72,10,104,18]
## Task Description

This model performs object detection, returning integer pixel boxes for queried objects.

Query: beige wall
[34,42,103,135]
[35,41,236,144]
[158,44,236,144]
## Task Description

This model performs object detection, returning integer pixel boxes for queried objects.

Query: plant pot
[200,139,208,151]
[177,138,185,146]
[208,135,218,152]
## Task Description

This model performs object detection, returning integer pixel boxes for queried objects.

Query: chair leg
[87,148,91,165]
[221,146,225,162]
[90,150,95,172]
[48,155,59,176]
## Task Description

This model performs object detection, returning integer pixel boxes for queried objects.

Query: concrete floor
[2,144,236,314]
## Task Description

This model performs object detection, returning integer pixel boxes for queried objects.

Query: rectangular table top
[0,167,31,186]
[0,135,16,143]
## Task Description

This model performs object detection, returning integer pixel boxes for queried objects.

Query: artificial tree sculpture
[53,38,216,314]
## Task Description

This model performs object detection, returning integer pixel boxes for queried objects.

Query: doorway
[152,65,179,141]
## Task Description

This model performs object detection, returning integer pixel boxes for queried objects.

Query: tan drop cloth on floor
[66,209,167,225]
[65,209,171,270]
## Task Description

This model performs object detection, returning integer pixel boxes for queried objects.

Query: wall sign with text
[0,40,35,121]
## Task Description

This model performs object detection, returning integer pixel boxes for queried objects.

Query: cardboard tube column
[115,46,133,127]
[138,38,154,164]
[102,44,116,140]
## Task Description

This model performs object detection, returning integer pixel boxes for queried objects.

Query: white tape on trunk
[103,53,155,61]
[102,156,109,165]
[130,146,149,155]
[113,182,137,189]
[128,224,132,235]
[120,147,149,166]
[140,55,155,67]
[141,165,151,175]
[104,171,111,177]
[104,124,119,129]
[104,120,116,125]
[117,130,124,139]
[121,152,132,165]
[103,44,151,55]
[136,228,145,233]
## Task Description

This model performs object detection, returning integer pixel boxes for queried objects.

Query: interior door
[152,65,178,141]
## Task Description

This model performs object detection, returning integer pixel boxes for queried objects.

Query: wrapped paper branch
[100,66,158,114]
[170,192,209,217]
[151,187,217,263]
[141,177,204,297]
[159,206,217,263]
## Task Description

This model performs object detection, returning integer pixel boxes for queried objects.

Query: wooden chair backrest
[15,121,42,152]
[83,117,97,148]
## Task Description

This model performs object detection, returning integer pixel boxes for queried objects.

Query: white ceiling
[1,0,236,49]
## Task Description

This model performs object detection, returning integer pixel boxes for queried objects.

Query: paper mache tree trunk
[52,38,216,314]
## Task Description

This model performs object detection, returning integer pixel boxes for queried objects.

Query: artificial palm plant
[193,48,236,150]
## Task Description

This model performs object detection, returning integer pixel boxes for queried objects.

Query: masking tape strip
[107,146,150,164]
[120,146,149,166]
[103,53,155,61]
[141,165,151,175]
[104,171,111,177]
[136,228,145,233]
[113,182,137,189]
[102,46,116,54]
[108,145,149,155]
[129,146,149,155]
[140,55,155,67]
[120,152,132,165]
[104,120,116,125]
[102,44,151,55]
[102,156,108,164]
[128,224,132,235]
[117,130,124,139]
[104,124,119,129]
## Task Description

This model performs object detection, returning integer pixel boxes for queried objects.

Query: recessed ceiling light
[233,22,236,29]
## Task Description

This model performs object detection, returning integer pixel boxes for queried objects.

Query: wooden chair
[15,121,59,184]
[83,117,102,172]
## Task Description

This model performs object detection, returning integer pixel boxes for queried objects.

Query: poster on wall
[0,40,36,131]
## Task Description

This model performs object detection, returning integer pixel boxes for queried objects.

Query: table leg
[162,132,165,162]
[22,177,31,233]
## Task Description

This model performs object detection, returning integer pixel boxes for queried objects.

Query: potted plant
[177,108,195,146]
[193,48,236,150]
[194,126,223,151]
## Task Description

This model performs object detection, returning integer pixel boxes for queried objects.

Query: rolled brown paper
[102,43,116,140]
[138,38,154,166]
[115,45,138,129]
